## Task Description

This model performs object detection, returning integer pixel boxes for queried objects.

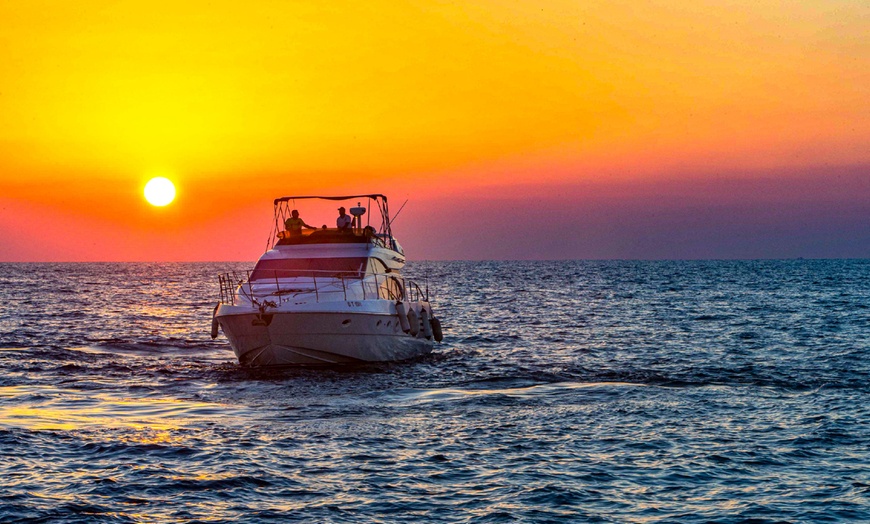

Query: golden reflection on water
[0,385,224,443]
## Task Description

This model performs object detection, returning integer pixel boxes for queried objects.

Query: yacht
[211,194,442,366]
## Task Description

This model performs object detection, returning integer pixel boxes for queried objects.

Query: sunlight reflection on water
[0,385,240,434]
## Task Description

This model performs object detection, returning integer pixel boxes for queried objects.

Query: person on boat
[284,210,316,234]
[336,206,353,231]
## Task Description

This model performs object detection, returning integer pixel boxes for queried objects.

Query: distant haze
[404,166,869,260]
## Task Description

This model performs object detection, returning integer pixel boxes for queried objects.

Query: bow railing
[218,269,428,308]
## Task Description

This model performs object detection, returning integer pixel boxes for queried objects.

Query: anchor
[252,300,277,327]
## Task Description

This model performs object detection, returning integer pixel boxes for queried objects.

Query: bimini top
[266,194,399,253]
[274,194,387,205]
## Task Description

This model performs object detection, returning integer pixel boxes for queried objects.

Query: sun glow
[144,177,176,207]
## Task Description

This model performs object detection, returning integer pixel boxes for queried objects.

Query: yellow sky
[0,0,867,260]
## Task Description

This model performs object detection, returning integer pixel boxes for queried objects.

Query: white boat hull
[216,306,434,366]
[213,194,442,366]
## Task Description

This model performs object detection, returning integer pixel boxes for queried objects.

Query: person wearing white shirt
[336,206,353,230]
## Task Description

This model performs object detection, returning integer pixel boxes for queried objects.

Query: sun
[144,177,176,206]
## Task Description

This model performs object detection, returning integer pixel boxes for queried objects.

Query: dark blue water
[1,261,868,522]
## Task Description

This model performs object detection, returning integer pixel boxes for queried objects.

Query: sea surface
[0,260,868,523]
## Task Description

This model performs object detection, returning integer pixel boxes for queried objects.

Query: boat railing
[218,270,428,307]
[274,227,394,250]
[405,280,428,302]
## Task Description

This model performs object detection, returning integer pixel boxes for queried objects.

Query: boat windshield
[275,227,374,246]
[250,257,368,280]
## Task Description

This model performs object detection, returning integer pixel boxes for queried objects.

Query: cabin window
[251,257,367,280]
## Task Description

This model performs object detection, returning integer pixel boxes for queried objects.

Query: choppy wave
[1,260,869,522]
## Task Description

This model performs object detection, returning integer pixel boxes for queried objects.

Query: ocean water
[0,260,868,523]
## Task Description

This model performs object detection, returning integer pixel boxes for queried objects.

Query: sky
[0,0,867,261]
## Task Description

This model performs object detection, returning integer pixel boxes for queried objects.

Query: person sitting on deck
[336,206,353,231]
[284,210,316,235]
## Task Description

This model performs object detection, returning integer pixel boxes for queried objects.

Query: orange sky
[1,1,867,261]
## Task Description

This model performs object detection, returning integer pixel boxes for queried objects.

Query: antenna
[389,199,410,228]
